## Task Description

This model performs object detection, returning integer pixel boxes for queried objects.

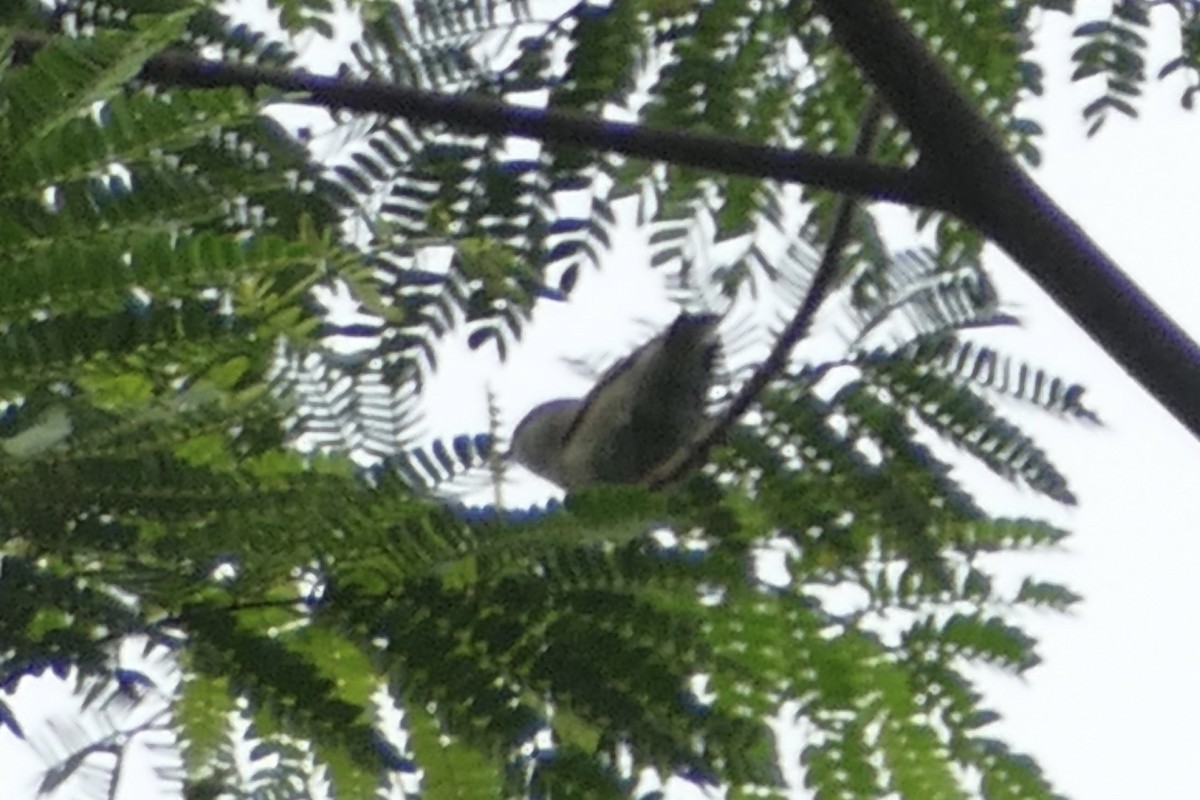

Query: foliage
[5,0,1182,798]
[1072,0,1200,131]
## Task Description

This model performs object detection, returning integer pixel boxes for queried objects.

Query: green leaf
[406,702,503,800]
[7,11,195,154]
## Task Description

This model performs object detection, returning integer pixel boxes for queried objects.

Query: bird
[510,312,720,490]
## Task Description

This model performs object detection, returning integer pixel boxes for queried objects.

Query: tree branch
[17,15,1200,442]
[11,31,948,210]
[645,101,886,489]
[814,0,1200,442]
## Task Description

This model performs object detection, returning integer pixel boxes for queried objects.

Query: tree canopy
[0,1,1193,798]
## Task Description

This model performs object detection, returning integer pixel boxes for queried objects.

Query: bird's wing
[559,349,638,448]
[561,313,719,447]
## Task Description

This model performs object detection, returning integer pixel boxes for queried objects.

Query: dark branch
[814,0,1200,443]
[11,31,948,210]
[15,17,1200,443]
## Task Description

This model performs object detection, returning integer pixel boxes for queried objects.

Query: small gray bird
[510,313,720,490]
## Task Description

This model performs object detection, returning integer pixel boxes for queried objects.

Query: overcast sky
[943,9,1200,799]
[3,4,1199,799]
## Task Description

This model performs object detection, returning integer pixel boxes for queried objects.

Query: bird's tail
[664,312,721,371]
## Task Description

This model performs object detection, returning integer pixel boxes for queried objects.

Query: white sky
[942,9,1200,799]
[3,4,1199,799]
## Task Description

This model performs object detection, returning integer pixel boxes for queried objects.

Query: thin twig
[645,100,886,489]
